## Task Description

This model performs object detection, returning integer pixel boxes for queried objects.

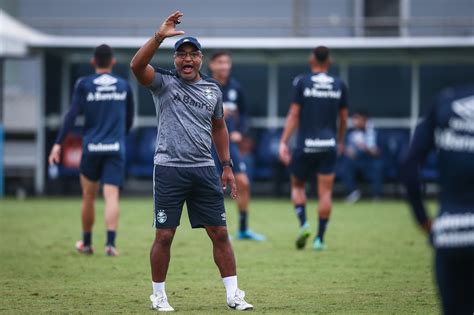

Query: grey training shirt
[148,68,224,167]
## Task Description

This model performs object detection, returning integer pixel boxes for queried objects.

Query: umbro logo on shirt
[452,95,474,120]
[93,74,118,86]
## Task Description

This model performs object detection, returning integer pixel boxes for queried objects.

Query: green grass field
[0,197,439,314]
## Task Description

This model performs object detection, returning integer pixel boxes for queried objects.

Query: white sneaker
[227,289,253,311]
[345,189,361,204]
[150,291,174,312]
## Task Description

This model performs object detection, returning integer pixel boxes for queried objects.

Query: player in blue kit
[279,46,348,250]
[131,11,253,311]
[401,85,474,315]
[209,51,266,241]
[48,44,134,257]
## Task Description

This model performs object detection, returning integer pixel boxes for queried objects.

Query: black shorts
[153,165,226,229]
[290,149,336,181]
[435,247,474,315]
[80,153,124,187]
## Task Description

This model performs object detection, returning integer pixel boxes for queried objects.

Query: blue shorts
[153,165,226,229]
[211,143,246,175]
[290,149,336,181]
[80,154,124,187]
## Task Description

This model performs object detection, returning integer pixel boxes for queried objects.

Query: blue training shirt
[221,77,248,134]
[401,85,474,248]
[291,72,348,153]
[55,73,134,156]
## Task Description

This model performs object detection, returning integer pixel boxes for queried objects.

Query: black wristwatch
[221,159,233,168]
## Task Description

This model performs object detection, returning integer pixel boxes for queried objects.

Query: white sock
[222,276,238,301]
[152,281,165,295]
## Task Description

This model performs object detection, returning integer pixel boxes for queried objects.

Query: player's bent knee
[318,198,332,217]
[206,226,229,244]
[154,229,176,248]
[236,174,249,189]
[82,191,96,203]
[291,188,306,204]
[103,184,119,199]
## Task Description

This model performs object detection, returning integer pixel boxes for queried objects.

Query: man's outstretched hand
[157,11,185,39]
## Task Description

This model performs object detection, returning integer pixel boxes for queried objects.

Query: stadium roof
[0,9,48,57]
[31,35,474,50]
[2,10,473,53]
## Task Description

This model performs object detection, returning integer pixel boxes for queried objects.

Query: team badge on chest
[204,87,216,101]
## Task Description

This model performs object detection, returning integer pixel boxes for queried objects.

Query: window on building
[364,0,400,36]
[229,64,269,118]
[348,65,411,117]
[419,64,474,115]
[44,53,63,115]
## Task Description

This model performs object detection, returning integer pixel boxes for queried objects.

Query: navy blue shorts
[211,143,246,175]
[290,149,336,181]
[153,165,226,229]
[80,154,124,187]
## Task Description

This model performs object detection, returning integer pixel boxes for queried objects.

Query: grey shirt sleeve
[147,72,164,93]
[213,89,224,119]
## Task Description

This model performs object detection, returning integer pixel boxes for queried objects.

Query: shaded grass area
[0,198,438,314]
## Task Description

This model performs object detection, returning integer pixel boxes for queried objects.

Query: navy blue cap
[174,37,201,51]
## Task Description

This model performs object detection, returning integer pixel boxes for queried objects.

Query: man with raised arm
[130,11,253,312]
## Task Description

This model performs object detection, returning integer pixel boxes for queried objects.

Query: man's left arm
[400,105,437,235]
[49,79,84,165]
[236,85,248,134]
[125,84,135,134]
[337,82,349,155]
[337,108,348,155]
[212,118,237,199]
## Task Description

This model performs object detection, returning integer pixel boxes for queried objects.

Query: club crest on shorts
[156,210,168,224]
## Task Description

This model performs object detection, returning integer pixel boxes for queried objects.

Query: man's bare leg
[103,184,120,255]
[291,176,311,249]
[78,175,99,252]
[235,173,266,241]
[314,173,335,249]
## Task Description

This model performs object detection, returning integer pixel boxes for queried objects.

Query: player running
[48,44,134,256]
[279,46,348,250]
[130,11,253,312]
[209,50,266,241]
[401,85,474,315]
